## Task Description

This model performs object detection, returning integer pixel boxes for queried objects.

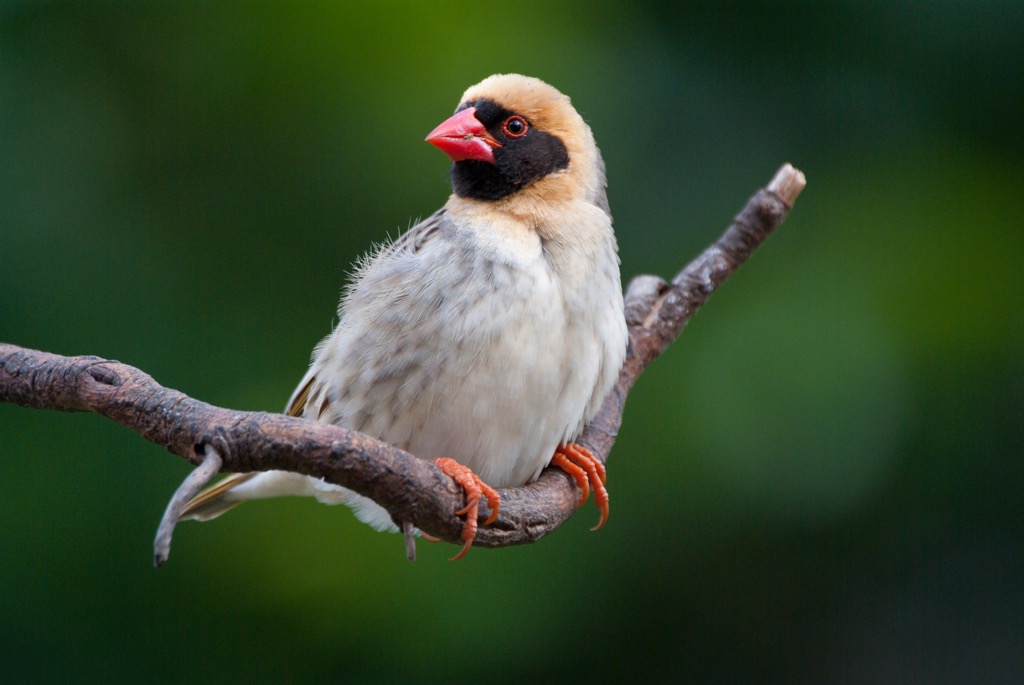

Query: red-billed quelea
[181,74,627,559]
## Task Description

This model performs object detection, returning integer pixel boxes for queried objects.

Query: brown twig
[0,164,806,558]
[153,444,222,567]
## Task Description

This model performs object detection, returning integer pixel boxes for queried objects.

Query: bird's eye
[502,116,529,138]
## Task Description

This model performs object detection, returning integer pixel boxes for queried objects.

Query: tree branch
[0,164,805,557]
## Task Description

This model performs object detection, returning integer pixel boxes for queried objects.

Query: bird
[180,74,627,559]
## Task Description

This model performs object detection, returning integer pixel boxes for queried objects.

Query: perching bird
[180,74,627,559]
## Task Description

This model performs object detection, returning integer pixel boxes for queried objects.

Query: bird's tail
[179,471,325,522]
[179,469,396,531]
[179,473,257,521]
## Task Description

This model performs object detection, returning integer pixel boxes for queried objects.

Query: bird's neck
[445,194,615,289]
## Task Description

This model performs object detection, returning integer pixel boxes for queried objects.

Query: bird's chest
[400,255,594,485]
[435,254,571,406]
[326,228,617,487]
[458,258,568,391]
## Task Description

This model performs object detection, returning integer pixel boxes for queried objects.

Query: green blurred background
[2,1,1021,682]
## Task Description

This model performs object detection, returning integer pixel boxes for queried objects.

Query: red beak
[425,107,501,163]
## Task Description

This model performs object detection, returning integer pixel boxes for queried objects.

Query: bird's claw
[550,443,609,530]
[433,457,500,560]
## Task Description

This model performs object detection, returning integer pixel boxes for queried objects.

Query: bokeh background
[2,2,1021,682]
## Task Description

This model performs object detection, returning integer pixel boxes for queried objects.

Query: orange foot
[432,457,500,561]
[550,443,609,531]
